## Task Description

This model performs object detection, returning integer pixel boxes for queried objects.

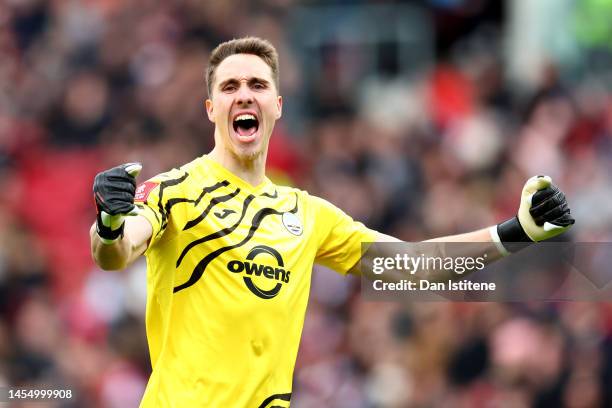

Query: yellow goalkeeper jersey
[134,155,376,407]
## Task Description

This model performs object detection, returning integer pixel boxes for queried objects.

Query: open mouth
[232,114,259,138]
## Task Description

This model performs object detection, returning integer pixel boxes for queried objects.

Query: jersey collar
[202,155,276,195]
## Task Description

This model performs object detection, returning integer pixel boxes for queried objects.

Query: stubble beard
[229,141,265,167]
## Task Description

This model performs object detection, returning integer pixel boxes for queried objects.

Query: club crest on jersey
[282,212,303,236]
[227,245,291,299]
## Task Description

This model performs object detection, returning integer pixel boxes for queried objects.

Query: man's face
[206,54,282,161]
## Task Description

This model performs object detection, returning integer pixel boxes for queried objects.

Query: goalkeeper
[90,37,574,408]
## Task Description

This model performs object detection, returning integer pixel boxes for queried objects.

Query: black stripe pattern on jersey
[257,393,291,408]
[157,172,190,230]
[214,209,236,219]
[165,180,228,218]
[176,193,255,268]
[155,177,228,234]
[260,189,278,199]
[173,193,299,293]
[183,187,241,230]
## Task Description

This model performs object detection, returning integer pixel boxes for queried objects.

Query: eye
[253,82,266,90]
[223,84,237,92]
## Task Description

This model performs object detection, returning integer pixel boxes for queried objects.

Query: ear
[205,99,215,123]
[275,95,283,120]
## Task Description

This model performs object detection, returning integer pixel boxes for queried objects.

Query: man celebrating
[90,37,574,407]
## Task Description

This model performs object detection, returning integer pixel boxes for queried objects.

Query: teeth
[235,114,256,121]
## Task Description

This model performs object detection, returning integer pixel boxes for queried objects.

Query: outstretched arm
[355,176,575,279]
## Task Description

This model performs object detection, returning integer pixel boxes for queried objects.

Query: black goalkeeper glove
[491,175,575,254]
[93,163,142,244]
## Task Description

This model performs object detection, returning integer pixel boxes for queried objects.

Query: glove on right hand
[93,163,142,244]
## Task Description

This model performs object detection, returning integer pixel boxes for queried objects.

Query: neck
[208,144,267,187]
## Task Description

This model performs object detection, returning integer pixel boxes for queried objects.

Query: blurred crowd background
[1,0,612,407]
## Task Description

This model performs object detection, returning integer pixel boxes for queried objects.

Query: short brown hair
[206,37,279,97]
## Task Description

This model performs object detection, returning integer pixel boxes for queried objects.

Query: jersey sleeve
[134,168,186,250]
[310,195,377,275]
[134,179,164,248]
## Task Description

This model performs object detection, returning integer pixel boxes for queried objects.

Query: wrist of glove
[491,175,575,255]
[96,211,128,244]
[93,163,142,244]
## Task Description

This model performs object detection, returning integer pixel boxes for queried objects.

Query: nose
[236,83,253,105]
